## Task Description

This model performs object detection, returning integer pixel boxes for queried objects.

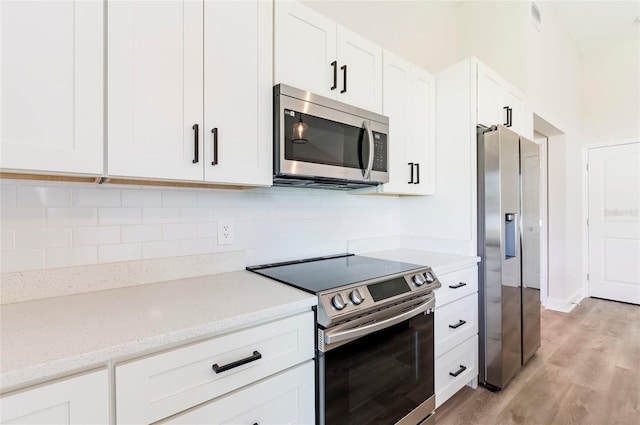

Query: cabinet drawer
[435,335,478,408]
[434,266,477,308]
[435,293,477,357]
[116,311,314,424]
[159,361,315,424]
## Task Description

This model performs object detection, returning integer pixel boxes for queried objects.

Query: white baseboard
[545,288,586,313]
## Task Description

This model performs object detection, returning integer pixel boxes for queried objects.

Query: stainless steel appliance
[247,254,440,425]
[477,125,541,390]
[273,84,389,189]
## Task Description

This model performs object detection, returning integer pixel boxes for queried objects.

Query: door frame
[583,138,640,299]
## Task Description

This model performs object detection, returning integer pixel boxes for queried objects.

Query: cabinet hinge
[587,273,589,281]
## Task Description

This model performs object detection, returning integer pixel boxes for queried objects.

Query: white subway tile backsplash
[180,207,214,223]
[1,207,46,229]
[162,223,197,241]
[74,187,121,207]
[162,190,198,207]
[122,189,161,207]
[196,222,217,238]
[1,185,16,207]
[181,238,216,256]
[143,207,180,224]
[98,207,141,225]
[16,186,72,207]
[45,246,97,269]
[142,240,181,260]
[14,227,72,249]
[0,229,15,251]
[98,243,142,263]
[121,224,161,243]
[73,226,121,246]
[47,207,97,227]
[1,249,45,273]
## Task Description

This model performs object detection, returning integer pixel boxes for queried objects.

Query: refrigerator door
[478,125,522,390]
[520,136,541,365]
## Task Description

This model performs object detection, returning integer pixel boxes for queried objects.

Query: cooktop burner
[247,253,427,294]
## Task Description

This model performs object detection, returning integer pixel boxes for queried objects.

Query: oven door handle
[324,297,435,346]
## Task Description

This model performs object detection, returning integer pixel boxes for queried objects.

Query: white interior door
[588,142,640,304]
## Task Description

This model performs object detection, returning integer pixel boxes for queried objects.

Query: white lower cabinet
[159,361,315,425]
[434,265,478,408]
[0,369,108,424]
[115,311,315,424]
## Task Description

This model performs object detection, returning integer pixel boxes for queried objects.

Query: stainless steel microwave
[273,84,389,190]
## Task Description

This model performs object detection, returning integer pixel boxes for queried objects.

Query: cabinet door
[0,369,108,424]
[476,66,505,128]
[159,361,315,425]
[0,0,103,175]
[407,66,436,195]
[274,1,336,98]
[381,51,411,193]
[336,26,383,113]
[504,88,525,135]
[108,0,204,181]
[203,0,271,186]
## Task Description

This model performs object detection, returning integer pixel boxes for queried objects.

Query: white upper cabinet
[108,0,271,186]
[203,1,272,185]
[373,51,435,196]
[108,0,204,182]
[0,0,103,175]
[274,1,382,113]
[477,63,525,136]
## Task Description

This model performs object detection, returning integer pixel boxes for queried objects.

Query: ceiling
[547,0,640,54]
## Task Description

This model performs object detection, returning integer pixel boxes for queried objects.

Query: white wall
[0,180,401,273]
[301,0,459,73]
[580,36,640,145]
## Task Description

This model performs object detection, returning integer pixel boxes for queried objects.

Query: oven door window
[321,313,434,424]
[284,111,368,170]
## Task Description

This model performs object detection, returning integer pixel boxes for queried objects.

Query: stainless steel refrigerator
[477,125,541,391]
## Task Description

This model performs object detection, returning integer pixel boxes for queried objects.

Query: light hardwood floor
[435,297,640,425]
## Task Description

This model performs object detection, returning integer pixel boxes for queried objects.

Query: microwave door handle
[362,120,374,180]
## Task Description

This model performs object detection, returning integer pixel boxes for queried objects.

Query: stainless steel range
[247,253,441,425]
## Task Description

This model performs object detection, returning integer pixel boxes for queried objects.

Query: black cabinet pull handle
[192,124,199,164]
[408,162,414,184]
[449,365,467,377]
[330,61,337,90]
[211,128,218,166]
[212,351,262,374]
[503,106,510,127]
[508,107,513,127]
[449,282,467,289]
[449,319,466,329]
[414,163,420,184]
[340,64,347,93]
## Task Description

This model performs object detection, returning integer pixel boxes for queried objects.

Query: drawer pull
[449,282,467,289]
[212,351,262,374]
[449,365,467,377]
[449,319,466,329]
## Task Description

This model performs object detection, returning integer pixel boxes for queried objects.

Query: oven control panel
[317,268,441,327]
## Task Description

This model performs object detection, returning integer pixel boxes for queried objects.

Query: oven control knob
[332,293,347,310]
[349,289,364,305]
[412,274,426,286]
[425,271,436,283]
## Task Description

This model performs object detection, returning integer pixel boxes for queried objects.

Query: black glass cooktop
[246,253,426,294]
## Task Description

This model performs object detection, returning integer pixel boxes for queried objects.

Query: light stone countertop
[361,249,480,274]
[0,270,316,392]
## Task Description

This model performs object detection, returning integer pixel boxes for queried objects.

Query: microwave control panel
[372,132,388,172]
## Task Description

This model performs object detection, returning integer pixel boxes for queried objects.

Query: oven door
[317,297,435,425]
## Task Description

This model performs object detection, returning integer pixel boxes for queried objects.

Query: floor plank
[436,297,640,425]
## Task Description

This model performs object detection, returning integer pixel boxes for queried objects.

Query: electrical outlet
[217,219,234,245]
